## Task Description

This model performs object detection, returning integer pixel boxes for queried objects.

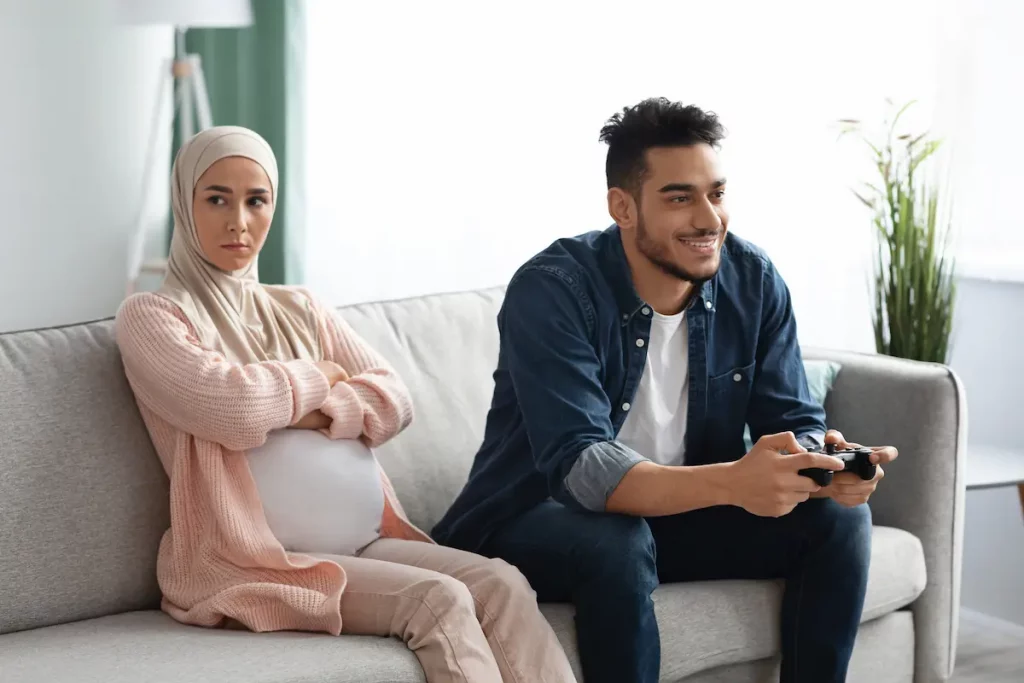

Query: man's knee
[488,504,658,603]
[576,514,658,594]
[813,499,873,563]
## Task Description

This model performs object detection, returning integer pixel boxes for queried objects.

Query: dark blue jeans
[482,498,872,683]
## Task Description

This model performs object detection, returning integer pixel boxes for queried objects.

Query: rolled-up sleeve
[502,267,648,512]
[564,441,647,511]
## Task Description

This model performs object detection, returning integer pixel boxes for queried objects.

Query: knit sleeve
[302,293,414,447]
[115,293,331,451]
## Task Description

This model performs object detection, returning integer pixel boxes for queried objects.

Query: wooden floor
[952,609,1024,682]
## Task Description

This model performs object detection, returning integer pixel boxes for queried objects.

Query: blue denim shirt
[432,226,826,553]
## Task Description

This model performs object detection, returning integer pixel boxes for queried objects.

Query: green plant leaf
[910,139,942,174]
[908,132,928,148]
[852,190,875,208]
[838,101,956,363]
[891,99,916,132]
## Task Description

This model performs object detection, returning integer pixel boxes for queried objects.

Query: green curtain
[171,0,306,285]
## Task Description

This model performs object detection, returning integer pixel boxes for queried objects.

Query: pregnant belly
[245,430,385,556]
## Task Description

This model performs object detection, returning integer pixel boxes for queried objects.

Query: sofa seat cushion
[540,525,925,681]
[668,612,915,683]
[0,611,426,683]
[0,526,924,683]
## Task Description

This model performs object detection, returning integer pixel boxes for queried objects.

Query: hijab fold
[159,126,322,364]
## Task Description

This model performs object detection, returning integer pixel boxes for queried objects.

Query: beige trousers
[321,538,577,683]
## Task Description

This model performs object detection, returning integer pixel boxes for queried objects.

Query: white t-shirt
[245,430,384,556]
[617,310,689,466]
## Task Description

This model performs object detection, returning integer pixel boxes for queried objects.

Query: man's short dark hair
[599,97,725,194]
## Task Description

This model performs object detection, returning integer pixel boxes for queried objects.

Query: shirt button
[622,402,631,411]
[705,300,713,310]
[733,373,742,382]
[641,307,651,315]
[636,338,645,348]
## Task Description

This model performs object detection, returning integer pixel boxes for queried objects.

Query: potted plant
[837,101,957,364]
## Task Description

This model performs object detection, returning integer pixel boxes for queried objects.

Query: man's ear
[608,187,639,231]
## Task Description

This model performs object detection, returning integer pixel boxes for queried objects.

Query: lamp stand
[126,27,214,296]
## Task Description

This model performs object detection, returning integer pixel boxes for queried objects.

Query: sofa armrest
[802,347,967,682]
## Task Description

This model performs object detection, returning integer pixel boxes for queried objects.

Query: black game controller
[797,443,876,487]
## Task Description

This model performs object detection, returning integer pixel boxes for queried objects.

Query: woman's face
[192,156,274,272]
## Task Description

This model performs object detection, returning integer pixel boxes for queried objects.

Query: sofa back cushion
[0,288,506,633]
[0,320,169,634]
[335,288,505,532]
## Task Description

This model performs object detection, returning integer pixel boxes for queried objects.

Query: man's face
[631,143,728,283]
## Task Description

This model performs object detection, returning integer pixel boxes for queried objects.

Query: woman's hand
[290,409,332,430]
[315,360,349,387]
[290,362,347,431]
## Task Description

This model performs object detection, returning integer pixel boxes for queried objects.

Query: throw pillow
[742,359,842,451]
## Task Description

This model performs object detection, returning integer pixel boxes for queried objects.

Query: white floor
[952,609,1024,682]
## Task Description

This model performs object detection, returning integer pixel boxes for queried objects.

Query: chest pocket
[698,361,756,463]
[707,361,756,414]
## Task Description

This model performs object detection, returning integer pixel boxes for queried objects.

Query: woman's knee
[472,558,537,609]
[420,573,478,620]
[389,574,482,652]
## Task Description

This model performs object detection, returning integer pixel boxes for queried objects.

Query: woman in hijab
[115,126,576,683]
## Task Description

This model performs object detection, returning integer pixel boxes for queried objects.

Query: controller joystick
[797,443,876,487]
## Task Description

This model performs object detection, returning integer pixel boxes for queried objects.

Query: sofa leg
[1019,484,1024,520]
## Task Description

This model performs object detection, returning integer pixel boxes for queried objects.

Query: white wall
[304,0,968,354]
[930,0,1024,628]
[951,277,1024,626]
[952,0,1024,276]
[0,0,172,333]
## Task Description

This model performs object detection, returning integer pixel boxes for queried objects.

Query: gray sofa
[0,287,966,683]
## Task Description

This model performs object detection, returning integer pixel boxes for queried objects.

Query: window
[304,0,997,347]
[948,0,1024,282]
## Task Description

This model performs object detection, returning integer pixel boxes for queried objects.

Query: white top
[617,310,690,466]
[245,430,384,556]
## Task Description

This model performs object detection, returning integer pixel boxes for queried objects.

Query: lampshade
[116,0,253,28]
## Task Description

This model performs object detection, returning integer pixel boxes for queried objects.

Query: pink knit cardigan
[115,291,431,635]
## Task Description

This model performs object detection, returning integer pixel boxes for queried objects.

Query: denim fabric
[433,225,826,551]
[484,497,872,683]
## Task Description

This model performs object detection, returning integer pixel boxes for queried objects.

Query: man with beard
[432,98,899,683]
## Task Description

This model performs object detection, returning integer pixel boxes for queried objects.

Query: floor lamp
[117,0,254,296]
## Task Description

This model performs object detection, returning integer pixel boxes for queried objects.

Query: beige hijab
[159,126,322,364]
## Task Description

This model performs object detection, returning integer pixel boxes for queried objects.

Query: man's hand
[315,360,349,387]
[729,431,845,517]
[820,429,899,507]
